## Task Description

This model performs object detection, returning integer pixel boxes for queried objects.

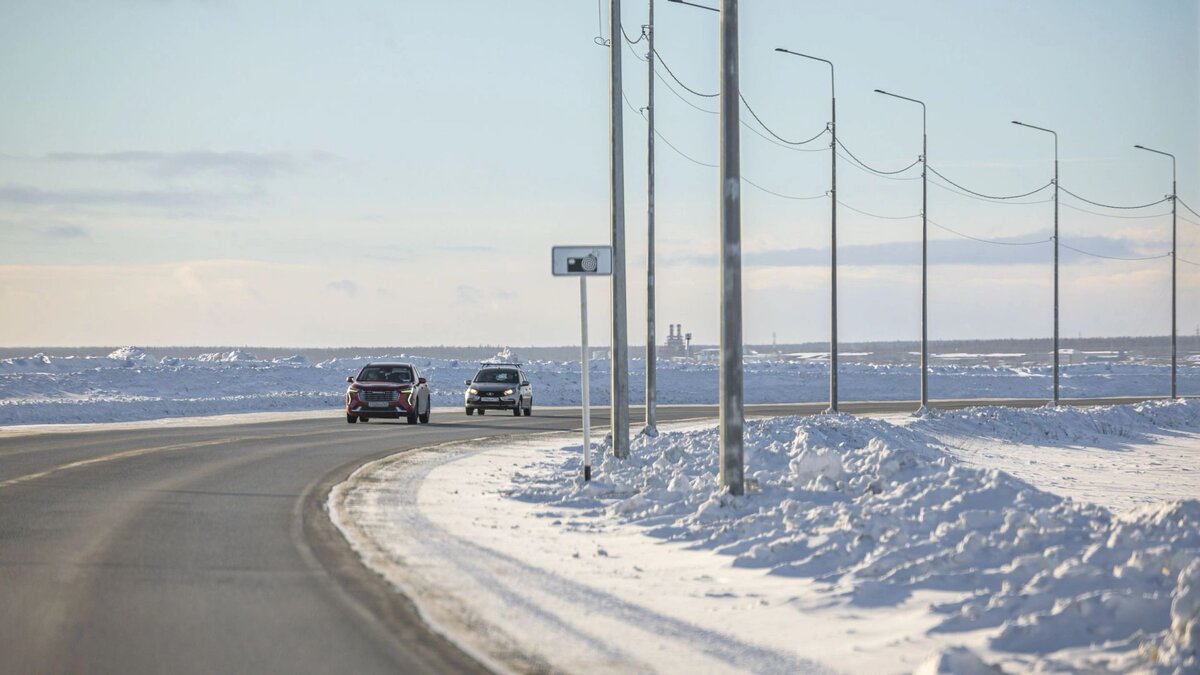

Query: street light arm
[875,89,925,137]
[1134,145,1176,189]
[775,47,834,98]
[1012,121,1057,168]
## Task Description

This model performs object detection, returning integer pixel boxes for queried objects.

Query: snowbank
[507,402,1200,671]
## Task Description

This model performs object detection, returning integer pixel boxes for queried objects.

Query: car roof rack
[479,362,522,367]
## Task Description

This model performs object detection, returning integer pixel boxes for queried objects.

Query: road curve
[0,396,1170,673]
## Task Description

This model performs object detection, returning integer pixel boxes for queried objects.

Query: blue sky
[0,0,1196,347]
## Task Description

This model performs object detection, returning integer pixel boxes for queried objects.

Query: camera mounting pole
[552,245,614,481]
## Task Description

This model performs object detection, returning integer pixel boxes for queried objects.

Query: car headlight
[469,387,479,394]
[503,388,514,396]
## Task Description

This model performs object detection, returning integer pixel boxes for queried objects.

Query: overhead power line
[1178,197,1200,221]
[837,200,921,220]
[653,48,718,98]
[835,138,920,176]
[928,219,1051,246]
[738,95,828,146]
[622,92,827,201]
[926,166,1053,200]
[1059,185,1171,210]
[1060,201,1171,220]
[620,23,645,45]
[835,150,921,181]
[1059,241,1170,261]
[928,177,1053,205]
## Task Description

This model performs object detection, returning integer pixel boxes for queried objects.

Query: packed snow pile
[508,402,1200,671]
[106,346,156,364]
[195,349,260,363]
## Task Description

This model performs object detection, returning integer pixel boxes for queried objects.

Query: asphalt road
[0,396,1170,673]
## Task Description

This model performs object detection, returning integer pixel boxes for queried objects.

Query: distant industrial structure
[662,324,692,358]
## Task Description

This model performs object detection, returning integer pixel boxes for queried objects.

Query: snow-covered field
[2,346,1196,426]
[331,401,1200,674]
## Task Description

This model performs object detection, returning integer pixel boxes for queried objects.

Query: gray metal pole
[1134,145,1178,398]
[829,83,838,413]
[775,48,837,413]
[1054,145,1060,405]
[873,89,926,411]
[1012,121,1059,404]
[921,125,928,412]
[580,276,592,480]
[718,0,743,495]
[644,0,658,436]
[609,0,631,458]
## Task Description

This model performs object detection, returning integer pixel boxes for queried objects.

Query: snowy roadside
[331,403,1200,674]
[5,346,1200,426]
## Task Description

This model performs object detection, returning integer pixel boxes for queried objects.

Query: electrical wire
[1178,197,1200,221]
[837,201,921,220]
[1059,186,1170,210]
[1180,214,1200,228]
[743,178,829,201]
[1058,242,1170,261]
[593,0,609,46]
[624,93,827,200]
[927,218,1051,246]
[926,166,1053,200]
[835,138,921,176]
[621,24,645,45]
[1177,257,1200,267]
[1060,201,1171,220]
[653,48,718,98]
[649,58,829,153]
[738,94,828,146]
[835,150,922,181]
[928,177,1054,205]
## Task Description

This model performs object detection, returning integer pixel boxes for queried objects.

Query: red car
[345,362,431,425]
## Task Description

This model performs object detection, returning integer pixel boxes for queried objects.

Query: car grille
[361,390,400,402]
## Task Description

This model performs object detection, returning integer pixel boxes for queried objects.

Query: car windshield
[357,366,413,383]
[474,369,520,384]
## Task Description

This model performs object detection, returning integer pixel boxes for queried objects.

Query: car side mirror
[464,379,472,386]
[418,377,427,385]
[346,376,354,383]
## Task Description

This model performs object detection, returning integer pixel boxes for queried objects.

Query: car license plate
[483,396,496,400]
[368,401,389,408]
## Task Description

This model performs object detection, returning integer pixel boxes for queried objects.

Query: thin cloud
[39,150,339,179]
[665,232,1167,268]
[0,183,262,210]
[326,279,358,296]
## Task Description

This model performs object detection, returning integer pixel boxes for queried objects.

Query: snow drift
[508,400,1200,671]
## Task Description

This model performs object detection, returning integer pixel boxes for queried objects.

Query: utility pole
[776,48,837,412]
[718,0,744,494]
[666,0,741,493]
[1135,144,1178,398]
[1013,121,1059,404]
[609,0,631,457]
[875,89,927,412]
[644,0,658,436]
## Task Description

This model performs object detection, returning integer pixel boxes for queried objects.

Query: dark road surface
[0,396,1167,673]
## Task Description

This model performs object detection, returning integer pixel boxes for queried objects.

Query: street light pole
[644,0,658,436]
[776,47,837,413]
[1013,121,1059,405]
[609,0,631,458]
[875,89,928,412]
[665,0,741,494]
[1134,144,1178,399]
